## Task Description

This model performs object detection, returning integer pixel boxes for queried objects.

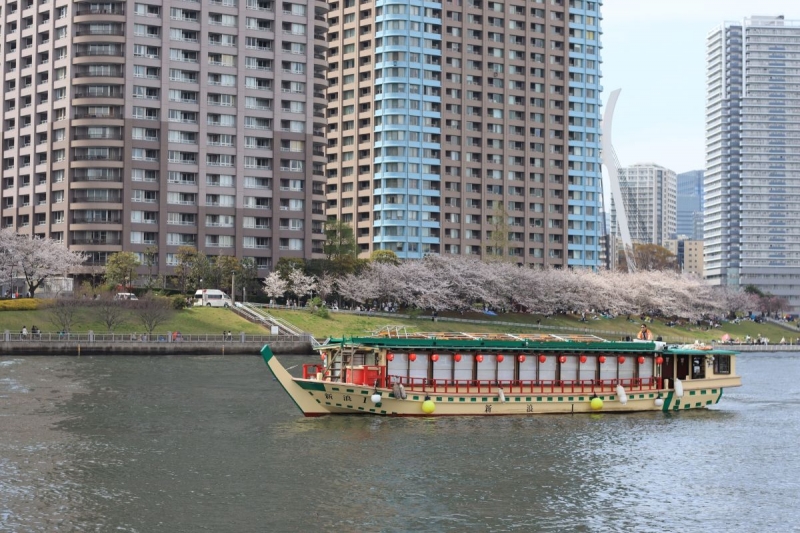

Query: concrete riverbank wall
[0,332,314,356]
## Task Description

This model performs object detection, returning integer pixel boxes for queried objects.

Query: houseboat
[261,329,742,417]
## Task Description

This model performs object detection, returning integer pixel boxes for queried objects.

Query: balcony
[73,152,124,161]
[74,69,124,78]
[75,5,125,15]
[72,193,123,203]
[73,109,123,119]
[74,89,124,99]
[75,27,125,36]
[72,237,122,245]
[72,168,123,181]
[72,215,123,224]
[74,49,125,58]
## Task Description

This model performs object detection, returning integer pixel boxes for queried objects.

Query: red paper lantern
[476,354,484,363]
[387,353,394,361]
[409,353,417,362]
[497,355,505,363]
[618,356,626,364]
[431,354,440,362]
[454,354,462,363]
[656,356,664,365]
[599,355,606,364]
[637,356,645,365]
[320,354,326,360]
[559,355,567,364]
[579,354,587,364]
[518,355,526,363]
[539,355,547,363]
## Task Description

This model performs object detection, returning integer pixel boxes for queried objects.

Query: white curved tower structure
[601,89,636,271]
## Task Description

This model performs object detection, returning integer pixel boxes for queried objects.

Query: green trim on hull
[261,345,274,363]
[261,344,305,414]
[297,380,327,392]
[663,391,674,411]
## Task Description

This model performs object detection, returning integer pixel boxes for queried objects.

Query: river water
[0,353,798,533]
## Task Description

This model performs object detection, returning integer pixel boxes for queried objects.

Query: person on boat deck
[637,324,653,340]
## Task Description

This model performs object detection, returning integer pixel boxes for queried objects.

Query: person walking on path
[21,326,28,339]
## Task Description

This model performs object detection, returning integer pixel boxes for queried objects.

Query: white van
[194,289,232,308]
[114,293,138,301]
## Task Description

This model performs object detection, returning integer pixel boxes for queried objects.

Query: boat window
[713,355,731,375]
[691,356,705,380]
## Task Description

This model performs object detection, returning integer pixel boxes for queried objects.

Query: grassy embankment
[0,300,265,335]
[264,308,799,344]
[1,299,797,343]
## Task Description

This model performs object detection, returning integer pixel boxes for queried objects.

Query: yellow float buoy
[590,397,604,410]
[421,399,436,414]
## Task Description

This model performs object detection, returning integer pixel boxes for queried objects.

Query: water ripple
[1,354,799,532]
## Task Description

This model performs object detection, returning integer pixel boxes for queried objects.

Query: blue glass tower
[372,0,442,259]
[567,1,603,269]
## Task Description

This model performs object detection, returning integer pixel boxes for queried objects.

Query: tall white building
[616,163,676,247]
[705,16,800,309]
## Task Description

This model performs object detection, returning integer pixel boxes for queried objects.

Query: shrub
[172,295,189,310]
[313,306,330,319]
[0,299,43,311]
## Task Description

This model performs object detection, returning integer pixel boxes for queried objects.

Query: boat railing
[388,376,661,395]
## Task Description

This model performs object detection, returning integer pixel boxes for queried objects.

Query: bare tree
[46,298,82,333]
[132,294,174,334]
[93,293,130,333]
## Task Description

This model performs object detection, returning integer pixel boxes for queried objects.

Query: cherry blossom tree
[328,254,734,320]
[262,271,288,303]
[314,271,337,303]
[717,286,759,316]
[336,269,383,305]
[0,229,85,298]
[288,268,317,303]
[0,229,15,288]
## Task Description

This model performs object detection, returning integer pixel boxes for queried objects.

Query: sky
[600,0,794,174]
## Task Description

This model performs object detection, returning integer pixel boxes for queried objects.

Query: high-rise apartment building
[705,15,800,309]
[676,169,703,240]
[665,238,704,277]
[617,163,676,247]
[324,0,603,266]
[1,0,329,277]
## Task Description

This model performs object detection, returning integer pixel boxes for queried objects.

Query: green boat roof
[316,333,737,355]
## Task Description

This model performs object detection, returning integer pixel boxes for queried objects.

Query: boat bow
[261,345,332,417]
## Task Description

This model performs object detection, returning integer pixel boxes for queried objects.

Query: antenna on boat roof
[371,325,416,338]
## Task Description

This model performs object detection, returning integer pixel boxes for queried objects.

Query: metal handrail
[390,376,660,395]
[1,331,313,343]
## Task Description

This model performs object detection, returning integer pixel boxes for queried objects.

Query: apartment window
[135,24,161,38]
[131,148,159,162]
[133,107,159,120]
[207,113,236,127]
[206,174,235,187]
[133,45,160,58]
[132,127,159,141]
[134,3,161,17]
[209,13,238,26]
[131,169,159,182]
